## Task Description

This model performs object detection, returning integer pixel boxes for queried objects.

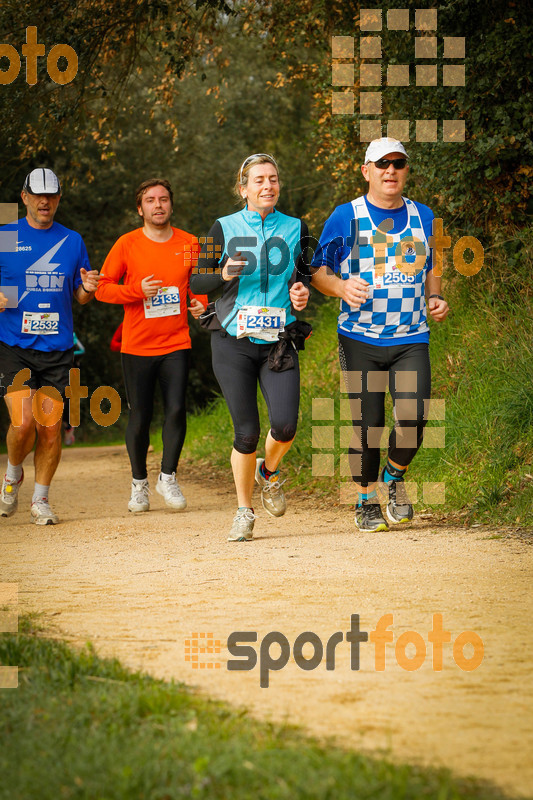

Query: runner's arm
[289,220,311,311]
[311,209,369,308]
[422,206,448,321]
[425,271,449,321]
[185,236,208,313]
[294,221,312,287]
[190,221,227,295]
[74,267,100,305]
[73,239,98,305]
[312,266,369,308]
[95,239,146,304]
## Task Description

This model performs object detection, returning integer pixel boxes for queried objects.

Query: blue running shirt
[312,196,434,346]
[0,217,90,352]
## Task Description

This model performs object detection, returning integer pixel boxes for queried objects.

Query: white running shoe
[227,508,256,542]
[255,458,287,517]
[1,470,24,517]
[30,497,59,525]
[128,479,150,513]
[156,472,187,510]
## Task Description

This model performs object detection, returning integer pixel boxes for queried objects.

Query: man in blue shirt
[0,168,99,525]
[312,138,449,532]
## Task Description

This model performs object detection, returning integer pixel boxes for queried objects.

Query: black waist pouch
[198,302,223,332]
[267,320,313,372]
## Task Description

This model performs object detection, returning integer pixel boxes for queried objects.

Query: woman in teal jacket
[191,153,310,543]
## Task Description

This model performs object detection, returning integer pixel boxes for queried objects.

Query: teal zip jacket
[191,208,309,344]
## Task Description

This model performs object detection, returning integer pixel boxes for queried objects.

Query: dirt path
[1,445,532,797]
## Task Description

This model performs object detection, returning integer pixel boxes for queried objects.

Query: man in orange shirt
[96,179,206,513]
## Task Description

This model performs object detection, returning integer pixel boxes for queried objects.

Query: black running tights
[338,335,431,486]
[121,349,190,480]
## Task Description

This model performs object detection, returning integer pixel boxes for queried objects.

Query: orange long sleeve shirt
[96,227,207,356]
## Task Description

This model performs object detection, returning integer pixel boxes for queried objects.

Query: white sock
[32,483,49,503]
[6,460,23,482]
[160,471,174,481]
[132,478,148,486]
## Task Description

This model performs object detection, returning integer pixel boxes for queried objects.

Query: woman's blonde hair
[233,153,280,202]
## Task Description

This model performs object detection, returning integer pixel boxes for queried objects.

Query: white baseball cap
[364,138,408,164]
[23,168,61,195]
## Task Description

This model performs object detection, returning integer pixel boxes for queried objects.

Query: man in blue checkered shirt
[312,137,449,532]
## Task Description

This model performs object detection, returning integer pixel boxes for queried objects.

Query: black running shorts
[0,341,74,397]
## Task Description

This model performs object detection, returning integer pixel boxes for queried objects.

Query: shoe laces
[389,479,411,507]
[160,472,183,497]
[132,481,150,502]
[262,476,286,497]
[235,508,256,523]
[361,500,384,520]
[32,497,52,511]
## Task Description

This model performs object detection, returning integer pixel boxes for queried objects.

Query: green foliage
[242,0,533,235]
[0,0,229,190]
[0,621,516,799]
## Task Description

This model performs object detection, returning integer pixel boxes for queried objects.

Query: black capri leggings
[338,334,431,486]
[121,349,190,480]
[211,330,300,454]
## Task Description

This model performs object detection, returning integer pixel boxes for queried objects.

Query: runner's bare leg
[263,430,294,473]
[230,448,256,508]
[4,392,37,466]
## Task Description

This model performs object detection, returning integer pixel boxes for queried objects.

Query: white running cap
[23,168,61,195]
[364,138,408,163]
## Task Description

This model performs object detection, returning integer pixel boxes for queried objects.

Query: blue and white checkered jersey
[312,196,434,346]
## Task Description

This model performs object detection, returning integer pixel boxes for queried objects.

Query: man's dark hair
[135,178,174,209]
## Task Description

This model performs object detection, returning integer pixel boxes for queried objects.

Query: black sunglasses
[373,158,408,170]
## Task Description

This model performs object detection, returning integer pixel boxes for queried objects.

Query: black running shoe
[380,468,414,524]
[354,499,389,532]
